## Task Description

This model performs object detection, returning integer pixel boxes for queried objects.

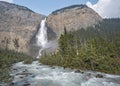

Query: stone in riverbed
[23,83,30,86]
[96,74,103,78]
[75,69,84,74]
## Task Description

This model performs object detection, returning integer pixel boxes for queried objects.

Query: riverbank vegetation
[0,49,33,84]
[40,19,120,75]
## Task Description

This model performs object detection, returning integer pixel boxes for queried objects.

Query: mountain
[0,2,103,57]
[0,1,45,57]
[46,5,102,37]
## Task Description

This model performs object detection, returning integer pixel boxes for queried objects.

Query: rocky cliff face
[46,5,102,37]
[0,1,45,57]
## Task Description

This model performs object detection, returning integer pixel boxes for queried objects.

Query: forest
[0,49,33,84]
[40,18,120,74]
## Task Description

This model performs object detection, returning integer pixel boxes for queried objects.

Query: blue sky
[13,0,98,15]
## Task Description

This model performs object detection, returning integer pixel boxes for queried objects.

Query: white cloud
[86,0,120,18]
[0,0,13,3]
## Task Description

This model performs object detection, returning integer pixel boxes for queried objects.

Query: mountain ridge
[52,4,88,15]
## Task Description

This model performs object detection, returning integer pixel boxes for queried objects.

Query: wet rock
[51,67,55,69]
[20,76,25,79]
[81,71,84,74]
[36,67,39,69]
[23,69,28,72]
[9,82,14,86]
[13,68,18,71]
[75,70,84,73]
[23,83,30,86]
[96,74,103,78]
[31,75,35,78]
[49,65,55,69]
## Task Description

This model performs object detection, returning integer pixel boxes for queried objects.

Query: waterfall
[36,18,48,58]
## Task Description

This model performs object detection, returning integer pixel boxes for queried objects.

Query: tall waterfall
[36,18,48,58]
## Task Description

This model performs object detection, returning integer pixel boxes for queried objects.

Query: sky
[0,0,120,18]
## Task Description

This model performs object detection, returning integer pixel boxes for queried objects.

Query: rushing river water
[10,61,120,86]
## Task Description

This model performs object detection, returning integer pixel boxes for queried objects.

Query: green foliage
[0,49,33,84]
[23,57,35,64]
[40,19,120,74]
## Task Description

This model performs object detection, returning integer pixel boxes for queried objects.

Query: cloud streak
[0,0,13,3]
[86,0,120,18]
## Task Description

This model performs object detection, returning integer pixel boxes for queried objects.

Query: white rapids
[11,61,120,86]
[36,18,48,58]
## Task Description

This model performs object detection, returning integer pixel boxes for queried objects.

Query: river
[10,61,120,86]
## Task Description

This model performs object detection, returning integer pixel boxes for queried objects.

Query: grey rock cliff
[0,1,45,57]
[46,5,103,37]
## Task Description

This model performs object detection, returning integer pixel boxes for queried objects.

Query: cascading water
[36,18,48,58]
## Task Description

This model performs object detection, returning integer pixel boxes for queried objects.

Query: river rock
[75,69,84,73]
[96,74,103,78]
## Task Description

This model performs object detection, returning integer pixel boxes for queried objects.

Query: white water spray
[36,18,48,58]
